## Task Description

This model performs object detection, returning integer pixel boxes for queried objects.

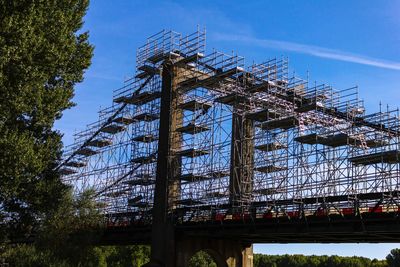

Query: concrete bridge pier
[144,237,253,267]
[175,238,253,267]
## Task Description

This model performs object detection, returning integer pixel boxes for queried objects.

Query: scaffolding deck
[123,178,155,186]
[247,81,274,94]
[295,133,323,145]
[179,173,210,182]
[175,52,204,66]
[87,139,112,147]
[64,161,86,168]
[128,201,148,208]
[59,168,77,175]
[246,109,281,122]
[260,116,299,130]
[215,93,248,106]
[320,133,356,147]
[132,112,160,122]
[255,188,278,195]
[205,192,227,198]
[100,124,126,134]
[255,165,287,173]
[175,199,204,206]
[208,170,230,178]
[349,150,400,165]
[255,142,287,152]
[105,190,128,198]
[131,155,157,164]
[179,99,212,111]
[115,91,161,105]
[113,116,135,125]
[176,124,209,134]
[132,134,158,143]
[135,65,159,79]
[76,147,98,156]
[295,101,325,113]
[146,52,165,64]
[175,148,210,158]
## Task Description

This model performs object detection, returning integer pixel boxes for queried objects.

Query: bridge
[59,29,400,266]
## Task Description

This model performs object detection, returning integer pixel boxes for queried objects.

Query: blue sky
[55,0,400,259]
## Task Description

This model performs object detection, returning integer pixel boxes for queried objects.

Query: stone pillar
[175,237,253,267]
[230,112,254,208]
[145,60,182,267]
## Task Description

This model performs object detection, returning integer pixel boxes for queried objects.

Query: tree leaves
[0,0,93,241]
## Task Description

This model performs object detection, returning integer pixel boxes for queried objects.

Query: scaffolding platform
[205,191,227,198]
[246,109,280,122]
[255,188,278,195]
[123,178,155,186]
[255,165,287,173]
[132,134,158,143]
[255,142,287,152]
[208,170,230,178]
[176,148,210,157]
[178,77,200,91]
[175,52,204,66]
[176,124,209,134]
[295,133,323,145]
[115,91,161,105]
[128,196,147,207]
[213,66,244,80]
[215,93,248,106]
[146,52,165,64]
[295,101,325,113]
[180,66,244,91]
[260,116,299,130]
[179,99,212,111]
[319,133,354,147]
[365,139,389,148]
[131,155,157,164]
[179,173,210,182]
[132,112,160,122]
[76,147,98,156]
[175,199,204,206]
[146,51,181,64]
[135,65,159,79]
[87,139,112,147]
[349,150,400,165]
[247,81,275,94]
[129,201,148,208]
[100,124,125,134]
[65,161,86,168]
[59,168,77,175]
[113,116,135,125]
[105,190,128,198]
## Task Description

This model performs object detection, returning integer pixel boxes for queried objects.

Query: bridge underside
[101,213,400,245]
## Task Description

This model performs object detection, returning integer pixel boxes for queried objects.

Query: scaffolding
[60,29,400,226]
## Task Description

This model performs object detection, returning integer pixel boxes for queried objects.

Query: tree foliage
[188,250,217,267]
[254,254,388,267]
[0,0,93,241]
[386,248,400,267]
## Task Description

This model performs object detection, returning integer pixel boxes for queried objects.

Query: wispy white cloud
[213,33,400,71]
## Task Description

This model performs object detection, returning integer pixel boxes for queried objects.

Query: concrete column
[175,237,253,267]
[230,112,254,208]
[146,60,182,267]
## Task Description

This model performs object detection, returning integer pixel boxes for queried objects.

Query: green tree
[188,250,217,267]
[36,189,104,266]
[0,0,93,242]
[386,249,400,267]
[1,190,104,266]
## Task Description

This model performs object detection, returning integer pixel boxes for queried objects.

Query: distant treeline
[2,245,399,267]
[254,253,390,267]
